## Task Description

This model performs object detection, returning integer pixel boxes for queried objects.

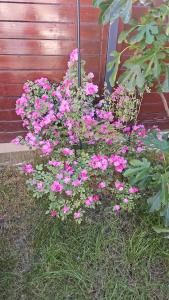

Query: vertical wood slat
[0,0,109,142]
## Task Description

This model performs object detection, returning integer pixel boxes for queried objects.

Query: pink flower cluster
[109,155,127,173]
[89,154,109,171]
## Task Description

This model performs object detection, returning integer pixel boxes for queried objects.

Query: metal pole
[76,0,81,87]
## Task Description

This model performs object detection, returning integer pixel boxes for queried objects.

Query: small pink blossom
[129,187,139,194]
[62,148,74,156]
[51,181,63,192]
[98,181,106,189]
[70,48,78,62]
[80,170,88,181]
[113,205,121,212]
[72,179,81,187]
[85,196,93,206]
[109,155,127,173]
[37,181,44,191]
[88,72,94,79]
[85,83,98,96]
[120,146,129,154]
[23,164,34,174]
[123,198,129,204]
[50,210,57,217]
[89,154,108,171]
[136,146,145,153]
[41,140,53,155]
[93,195,100,202]
[63,177,71,184]
[65,190,73,196]
[11,137,20,145]
[62,205,70,214]
[115,181,124,191]
[74,211,81,219]
[48,160,62,167]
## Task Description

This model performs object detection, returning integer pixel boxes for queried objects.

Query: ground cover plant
[1,167,169,300]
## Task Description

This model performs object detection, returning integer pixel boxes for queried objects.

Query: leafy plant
[94,0,169,118]
[124,129,169,226]
[93,0,150,24]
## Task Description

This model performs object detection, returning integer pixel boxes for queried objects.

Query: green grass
[1,168,169,299]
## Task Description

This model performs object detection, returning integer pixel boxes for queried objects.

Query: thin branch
[159,92,169,118]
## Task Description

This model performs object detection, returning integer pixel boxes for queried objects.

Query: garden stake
[76,0,81,87]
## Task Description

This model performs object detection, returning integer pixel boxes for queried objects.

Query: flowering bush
[13,49,144,223]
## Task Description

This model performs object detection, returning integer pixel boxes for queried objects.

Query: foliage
[94,0,169,116]
[12,49,143,223]
[1,168,169,299]
[93,0,151,24]
[124,129,169,226]
[101,85,142,123]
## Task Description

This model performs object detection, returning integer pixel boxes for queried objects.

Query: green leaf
[153,226,169,234]
[119,64,145,91]
[160,206,169,226]
[95,0,133,25]
[142,130,169,152]
[148,191,162,212]
[93,0,103,7]
[108,51,121,86]
[124,158,151,188]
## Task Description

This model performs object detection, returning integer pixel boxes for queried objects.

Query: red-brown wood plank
[0,22,101,40]
[0,132,26,143]
[0,98,16,110]
[0,69,99,84]
[0,109,21,121]
[0,3,99,23]
[0,39,101,55]
[0,0,92,4]
[0,120,23,132]
[0,55,100,71]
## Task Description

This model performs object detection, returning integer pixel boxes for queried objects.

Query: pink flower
[123,198,129,204]
[115,181,124,191]
[48,160,62,167]
[59,100,70,114]
[11,137,20,145]
[62,205,70,214]
[63,177,71,184]
[37,181,44,191]
[74,211,81,219]
[65,190,73,196]
[85,196,93,206]
[51,181,63,192]
[98,181,106,189]
[113,205,121,212]
[23,164,34,174]
[41,94,49,100]
[89,154,108,171]
[129,187,139,193]
[136,146,145,153]
[93,195,100,202]
[120,146,129,154]
[80,170,88,181]
[70,48,78,62]
[85,83,98,95]
[62,148,74,156]
[109,155,127,173]
[72,179,81,187]
[88,72,94,79]
[50,210,57,217]
[41,140,53,155]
